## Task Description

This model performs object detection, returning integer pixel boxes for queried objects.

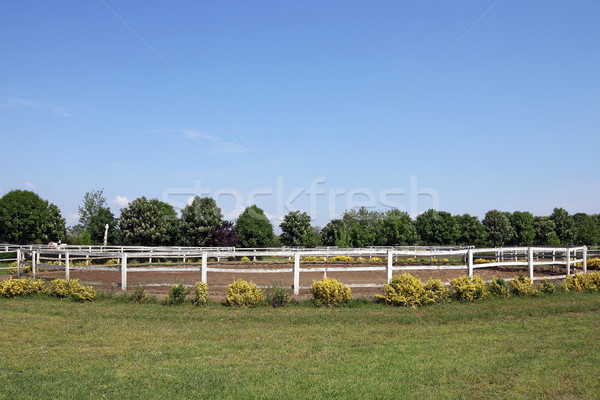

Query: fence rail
[4,245,592,295]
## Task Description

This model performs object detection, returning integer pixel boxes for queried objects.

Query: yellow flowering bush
[224,279,263,307]
[311,278,352,306]
[368,257,382,263]
[474,258,489,264]
[450,276,488,301]
[303,256,325,262]
[0,278,47,298]
[7,261,31,275]
[106,259,119,265]
[50,279,96,302]
[563,272,600,292]
[240,256,251,262]
[488,277,510,298]
[509,275,538,297]
[587,258,600,270]
[193,281,209,306]
[376,274,448,307]
[326,256,354,263]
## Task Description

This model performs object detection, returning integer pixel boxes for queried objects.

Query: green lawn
[1,292,599,399]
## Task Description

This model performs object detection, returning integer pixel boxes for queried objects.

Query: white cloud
[147,129,247,153]
[2,98,70,117]
[25,182,34,188]
[113,195,130,208]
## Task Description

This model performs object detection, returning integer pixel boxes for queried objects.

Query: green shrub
[224,279,263,307]
[132,284,150,304]
[450,275,488,302]
[587,258,600,270]
[264,282,290,307]
[564,272,600,292]
[539,279,556,295]
[193,281,209,306]
[0,278,47,298]
[165,284,190,305]
[311,278,352,306]
[488,277,510,298]
[326,256,354,263]
[510,275,538,297]
[49,279,96,302]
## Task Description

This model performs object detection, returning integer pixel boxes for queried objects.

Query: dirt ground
[25,262,573,299]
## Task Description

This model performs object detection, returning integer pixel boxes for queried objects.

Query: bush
[564,272,600,292]
[49,279,96,302]
[303,256,324,262]
[368,257,382,263]
[264,282,290,307]
[510,275,538,297]
[450,276,488,301]
[488,277,510,298]
[311,278,352,306]
[0,278,47,298]
[474,258,489,264]
[326,256,354,263]
[132,284,150,304]
[539,279,556,295]
[224,279,263,307]
[376,274,448,307]
[106,258,119,265]
[165,284,190,305]
[587,258,600,270]
[240,256,251,262]
[193,281,209,306]
[7,261,32,275]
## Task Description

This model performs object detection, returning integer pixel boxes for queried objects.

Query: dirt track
[28,262,572,299]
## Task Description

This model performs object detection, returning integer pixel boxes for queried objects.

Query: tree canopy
[280,210,318,247]
[235,205,274,248]
[119,197,178,246]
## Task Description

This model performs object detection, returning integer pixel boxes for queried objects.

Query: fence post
[467,249,473,278]
[583,246,587,274]
[121,254,128,291]
[528,247,534,281]
[387,250,393,283]
[16,248,21,277]
[565,247,570,275]
[201,252,207,284]
[32,251,36,278]
[294,253,300,296]
[65,251,70,280]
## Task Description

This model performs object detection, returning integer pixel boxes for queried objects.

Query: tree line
[0,189,599,248]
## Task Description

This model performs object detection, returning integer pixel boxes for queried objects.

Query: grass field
[1,292,599,399]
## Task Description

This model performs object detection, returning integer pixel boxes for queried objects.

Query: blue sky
[1,0,599,228]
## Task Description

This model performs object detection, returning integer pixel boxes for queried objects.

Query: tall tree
[320,219,351,247]
[77,189,118,245]
[533,216,558,245]
[0,190,66,244]
[573,213,600,245]
[455,214,487,246]
[280,210,318,247]
[415,209,459,246]
[119,197,178,246]
[550,207,575,245]
[509,211,536,246]
[342,207,380,247]
[205,221,241,247]
[179,196,223,246]
[377,209,418,246]
[482,210,514,246]
[235,205,274,248]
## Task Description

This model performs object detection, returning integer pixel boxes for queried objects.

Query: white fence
[7,245,590,295]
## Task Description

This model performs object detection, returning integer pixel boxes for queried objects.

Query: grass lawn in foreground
[1,292,599,399]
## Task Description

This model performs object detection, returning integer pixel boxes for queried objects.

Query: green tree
[280,210,318,247]
[119,197,178,246]
[179,196,223,246]
[455,214,487,246]
[0,190,66,244]
[320,219,351,247]
[573,213,600,245]
[342,207,380,247]
[482,210,514,246]
[77,189,118,245]
[376,209,418,246]
[550,208,575,245]
[509,211,536,246]
[533,216,557,245]
[235,205,274,248]
[415,209,459,246]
